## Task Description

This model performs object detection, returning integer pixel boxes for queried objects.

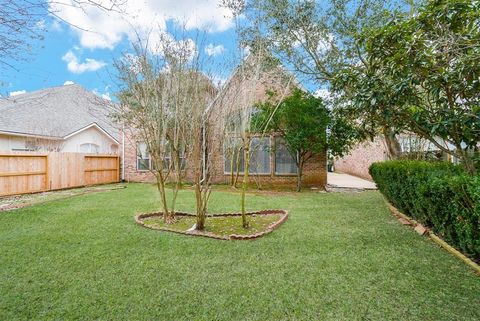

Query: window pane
[275,137,297,174]
[224,137,244,173]
[136,142,150,171]
[137,159,150,171]
[249,137,270,174]
[80,143,99,154]
[223,137,271,174]
[80,144,90,153]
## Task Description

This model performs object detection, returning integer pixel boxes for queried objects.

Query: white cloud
[205,44,225,56]
[150,34,197,59]
[101,92,111,101]
[212,74,228,87]
[62,50,106,74]
[48,0,234,50]
[10,90,26,97]
[93,87,112,101]
[242,45,251,58]
[314,88,331,100]
[63,80,75,85]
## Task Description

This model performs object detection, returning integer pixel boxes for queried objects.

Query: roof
[0,84,119,140]
[206,52,297,116]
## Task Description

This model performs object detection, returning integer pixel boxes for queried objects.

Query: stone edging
[385,200,480,276]
[134,209,288,241]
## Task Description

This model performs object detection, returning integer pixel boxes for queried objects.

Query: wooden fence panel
[0,154,48,196]
[0,152,120,197]
[84,155,119,185]
[48,153,85,190]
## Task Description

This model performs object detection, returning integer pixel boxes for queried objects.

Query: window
[163,143,186,171]
[250,137,271,174]
[224,136,271,175]
[137,142,185,171]
[80,143,99,154]
[275,137,297,174]
[224,137,244,173]
[136,142,150,171]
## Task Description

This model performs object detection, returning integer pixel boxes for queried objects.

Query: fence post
[44,154,49,191]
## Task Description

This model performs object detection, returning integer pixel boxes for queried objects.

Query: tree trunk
[296,159,304,192]
[456,145,477,175]
[155,171,172,223]
[234,146,241,188]
[169,150,182,220]
[229,150,235,187]
[240,138,250,228]
[383,127,402,159]
[194,183,206,230]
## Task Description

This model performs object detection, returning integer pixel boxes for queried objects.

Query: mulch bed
[135,209,288,240]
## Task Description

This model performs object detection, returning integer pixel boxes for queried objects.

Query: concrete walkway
[327,172,377,190]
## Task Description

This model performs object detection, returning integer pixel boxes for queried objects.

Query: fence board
[0,152,120,197]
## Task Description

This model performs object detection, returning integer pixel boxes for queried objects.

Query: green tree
[365,0,480,174]
[234,0,409,158]
[256,89,328,191]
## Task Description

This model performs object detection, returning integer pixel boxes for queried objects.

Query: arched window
[80,143,100,154]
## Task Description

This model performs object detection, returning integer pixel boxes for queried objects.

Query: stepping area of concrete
[327,172,377,190]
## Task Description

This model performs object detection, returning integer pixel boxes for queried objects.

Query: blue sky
[1,0,242,100]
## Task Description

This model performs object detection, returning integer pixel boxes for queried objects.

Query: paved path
[327,172,377,190]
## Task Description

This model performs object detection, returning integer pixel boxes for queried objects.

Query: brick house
[122,55,327,188]
[334,134,454,180]
[333,137,388,180]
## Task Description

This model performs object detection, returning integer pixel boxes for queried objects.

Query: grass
[142,213,281,236]
[0,184,125,210]
[0,183,479,321]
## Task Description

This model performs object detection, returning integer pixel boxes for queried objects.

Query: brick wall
[122,54,327,188]
[334,137,388,180]
[123,129,327,188]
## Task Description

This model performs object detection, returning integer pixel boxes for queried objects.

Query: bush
[370,160,480,260]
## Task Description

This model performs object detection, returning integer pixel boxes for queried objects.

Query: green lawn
[0,184,479,321]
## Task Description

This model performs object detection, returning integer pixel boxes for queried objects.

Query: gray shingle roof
[0,84,119,140]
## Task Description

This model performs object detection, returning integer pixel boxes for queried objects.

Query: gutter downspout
[122,124,125,181]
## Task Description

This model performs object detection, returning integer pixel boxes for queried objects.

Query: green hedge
[369,160,480,260]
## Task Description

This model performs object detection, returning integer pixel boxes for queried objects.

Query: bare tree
[112,29,217,226]
[0,0,125,69]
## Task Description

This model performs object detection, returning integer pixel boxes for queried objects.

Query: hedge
[369,160,480,261]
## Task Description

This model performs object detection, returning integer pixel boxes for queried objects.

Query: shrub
[370,161,479,260]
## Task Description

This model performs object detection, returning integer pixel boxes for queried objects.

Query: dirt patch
[0,184,127,212]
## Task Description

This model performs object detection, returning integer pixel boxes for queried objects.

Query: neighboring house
[334,134,454,180]
[123,55,327,188]
[0,84,120,154]
[334,137,389,180]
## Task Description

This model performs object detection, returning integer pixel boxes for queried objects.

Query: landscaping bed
[135,210,288,240]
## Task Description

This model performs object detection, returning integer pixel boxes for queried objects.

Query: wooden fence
[0,153,120,197]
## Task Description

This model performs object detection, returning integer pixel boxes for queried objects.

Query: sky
[0,0,243,100]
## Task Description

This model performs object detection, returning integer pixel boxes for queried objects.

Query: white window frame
[136,142,151,172]
[80,143,100,154]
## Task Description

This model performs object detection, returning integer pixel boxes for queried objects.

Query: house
[334,134,454,180]
[122,54,327,188]
[0,84,120,154]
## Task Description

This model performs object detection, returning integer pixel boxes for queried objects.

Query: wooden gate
[0,153,120,197]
